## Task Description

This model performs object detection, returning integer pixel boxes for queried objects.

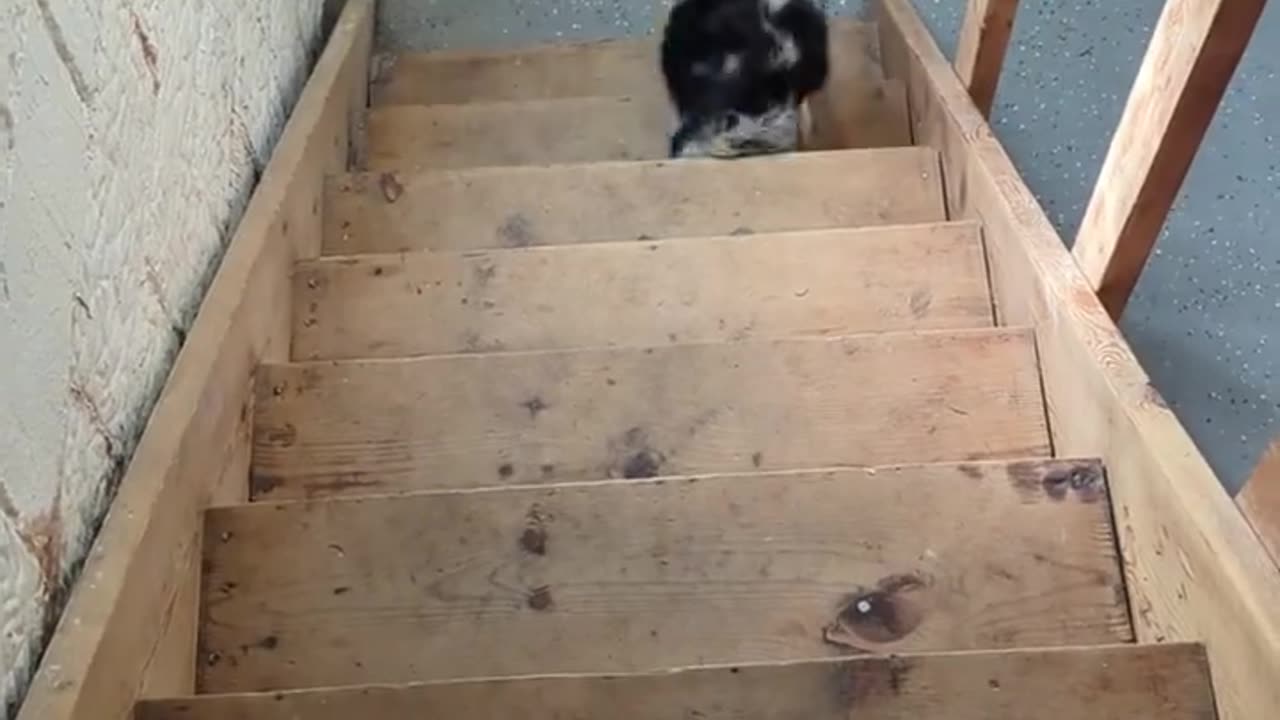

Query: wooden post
[1240,437,1280,568]
[953,0,1019,117]
[1072,0,1266,320]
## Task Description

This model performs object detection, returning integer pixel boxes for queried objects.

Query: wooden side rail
[1073,0,1266,319]
[952,0,1274,568]
[955,0,1265,319]
[954,0,1020,117]
[1240,437,1280,568]
[876,2,1280,719]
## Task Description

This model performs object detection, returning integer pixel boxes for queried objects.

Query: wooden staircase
[124,11,1221,720]
[29,2,1280,719]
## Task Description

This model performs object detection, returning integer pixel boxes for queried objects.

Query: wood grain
[1239,436,1280,568]
[1072,0,1265,318]
[143,643,1217,720]
[293,222,994,360]
[14,3,375,719]
[365,96,673,171]
[324,147,947,254]
[805,20,912,149]
[953,0,1019,117]
[252,328,1050,500]
[877,2,1280,718]
[371,37,664,106]
[370,22,880,108]
[197,461,1129,692]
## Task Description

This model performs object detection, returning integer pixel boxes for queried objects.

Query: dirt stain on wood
[825,573,929,647]
[379,172,404,202]
[498,213,536,247]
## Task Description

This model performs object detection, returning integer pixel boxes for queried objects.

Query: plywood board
[252,329,1049,500]
[293,222,994,360]
[198,461,1129,692]
[324,148,946,254]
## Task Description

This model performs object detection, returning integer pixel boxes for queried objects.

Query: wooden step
[325,148,946,255]
[197,461,1130,693]
[142,643,1213,719]
[251,328,1050,500]
[370,21,877,107]
[372,38,663,106]
[363,84,912,172]
[365,96,672,171]
[294,222,995,361]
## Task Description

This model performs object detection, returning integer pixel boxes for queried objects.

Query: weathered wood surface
[293,222,994,360]
[369,21,881,108]
[877,2,1280,718]
[141,643,1217,720]
[252,329,1050,500]
[364,96,672,170]
[953,0,1020,116]
[324,148,947,254]
[371,37,663,106]
[1239,436,1280,568]
[198,461,1129,692]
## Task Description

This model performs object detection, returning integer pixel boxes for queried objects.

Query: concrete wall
[0,0,325,713]
[375,0,1280,495]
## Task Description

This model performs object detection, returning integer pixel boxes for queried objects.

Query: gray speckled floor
[377,0,1280,494]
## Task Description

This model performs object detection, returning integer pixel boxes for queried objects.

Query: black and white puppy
[661,0,829,158]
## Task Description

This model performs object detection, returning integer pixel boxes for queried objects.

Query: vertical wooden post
[1072,0,1266,320]
[953,0,1020,117]
[1240,437,1280,568]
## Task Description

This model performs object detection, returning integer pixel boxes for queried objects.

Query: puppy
[660,0,829,158]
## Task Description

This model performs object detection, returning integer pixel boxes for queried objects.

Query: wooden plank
[293,222,995,360]
[13,3,374,719]
[1072,0,1265,319]
[805,78,912,150]
[364,85,912,173]
[371,22,880,108]
[953,0,1019,117]
[324,147,947,254]
[365,96,673,171]
[251,328,1049,500]
[876,2,1280,718]
[197,461,1129,692]
[136,550,200,699]
[142,643,1217,720]
[371,37,663,106]
[1238,436,1280,567]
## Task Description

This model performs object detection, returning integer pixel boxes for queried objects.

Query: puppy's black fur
[661,0,829,158]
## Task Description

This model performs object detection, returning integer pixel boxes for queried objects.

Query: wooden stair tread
[372,37,662,106]
[370,21,877,108]
[143,644,1213,719]
[294,222,995,361]
[324,148,946,254]
[252,328,1050,500]
[363,82,911,172]
[365,96,672,171]
[198,461,1130,692]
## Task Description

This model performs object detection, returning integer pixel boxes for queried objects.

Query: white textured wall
[0,0,325,713]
